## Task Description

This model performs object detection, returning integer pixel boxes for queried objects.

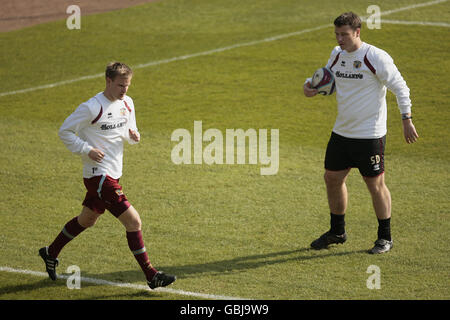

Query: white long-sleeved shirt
[59,92,139,179]
[308,42,411,139]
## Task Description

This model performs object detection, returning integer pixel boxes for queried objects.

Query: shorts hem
[109,201,131,218]
[361,171,385,178]
[324,166,353,172]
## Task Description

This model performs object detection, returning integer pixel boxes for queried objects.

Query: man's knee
[324,171,335,185]
[127,216,142,231]
[324,169,349,187]
[78,206,101,228]
[118,206,142,231]
[363,174,388,195]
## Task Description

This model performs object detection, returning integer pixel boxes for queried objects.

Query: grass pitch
[0,0,449,300]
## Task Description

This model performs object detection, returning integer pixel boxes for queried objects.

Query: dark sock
[126,230,158,282]
[377,217,391,241]
[330,212,345,235]
[48,217,86,258]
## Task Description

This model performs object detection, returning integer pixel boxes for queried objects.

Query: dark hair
[105,62,133,80]
[334,12,362,30]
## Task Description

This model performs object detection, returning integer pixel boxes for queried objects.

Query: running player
[303,12,419,253]
[39,62,176,289]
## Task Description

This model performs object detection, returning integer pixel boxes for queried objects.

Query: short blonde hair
[105,62,133,80]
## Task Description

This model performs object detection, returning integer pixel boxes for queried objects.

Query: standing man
[39,62,176,289]
[303,12,419,253]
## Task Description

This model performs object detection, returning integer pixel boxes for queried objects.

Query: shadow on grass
[89,247,368,282]
[0,278,56,297]
[0,275,164,300]
[1,247,367,298]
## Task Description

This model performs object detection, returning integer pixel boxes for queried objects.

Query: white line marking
[378,19,450,27]
[374,0,448,16]
[0,73,104,98]
[0,0,446,98]
[0,266,248,300]
[0,24,330,98]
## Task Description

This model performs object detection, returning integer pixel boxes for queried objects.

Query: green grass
[0,0,449,300]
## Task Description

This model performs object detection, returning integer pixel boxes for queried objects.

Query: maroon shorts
[82,175,131,218]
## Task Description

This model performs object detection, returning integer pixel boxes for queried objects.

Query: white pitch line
[0,24,331,98]
[0,0,446,98]
[373,0,448,16]
[379,19,450,27]
[0,266,248,300]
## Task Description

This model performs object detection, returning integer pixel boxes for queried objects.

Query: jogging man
[303,12,419,253]
[39,62,176,289]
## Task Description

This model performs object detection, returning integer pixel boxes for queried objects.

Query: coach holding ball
[303,12,419,254]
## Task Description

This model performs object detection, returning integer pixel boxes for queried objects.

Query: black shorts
[324,132,386,177]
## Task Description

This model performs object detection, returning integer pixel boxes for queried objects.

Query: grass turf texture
[0,0,449,299]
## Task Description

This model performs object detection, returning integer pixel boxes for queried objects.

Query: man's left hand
[129,129,140,142]
[402,120,419,144]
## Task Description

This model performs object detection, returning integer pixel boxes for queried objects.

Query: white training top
[309,42,411,139]
[59,92,139,179]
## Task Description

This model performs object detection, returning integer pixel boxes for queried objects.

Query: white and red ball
[311,67,335,95]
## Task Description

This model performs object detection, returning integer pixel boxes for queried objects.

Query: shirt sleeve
[123,99,140,145]
[372,49,412,114]
[58,103,94,155]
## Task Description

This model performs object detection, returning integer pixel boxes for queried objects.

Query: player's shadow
[0,278,55,297]
[2,247,367,296]
[94,247,368,282]
[0,276,166,300]
[160,247,368,279]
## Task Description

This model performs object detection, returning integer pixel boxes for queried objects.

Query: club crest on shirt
[353,60,362,69]
[120,107,127,116]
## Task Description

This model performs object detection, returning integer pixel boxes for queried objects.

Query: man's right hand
[88,148,105,163]
[303,81,318,97]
